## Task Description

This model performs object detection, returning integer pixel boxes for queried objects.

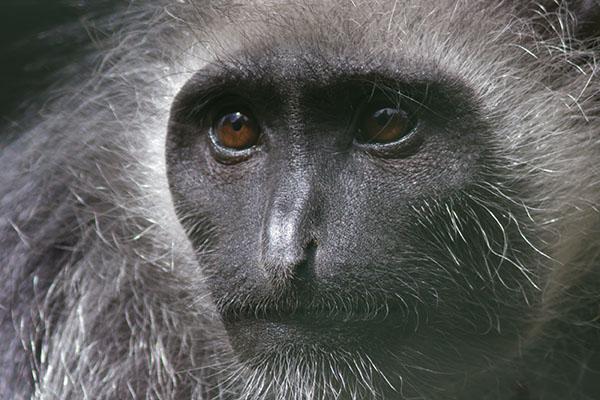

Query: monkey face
[3,1,600,399]
[166,48,539,392]
[159,1,600,397]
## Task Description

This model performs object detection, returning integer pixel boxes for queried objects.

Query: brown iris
[358,107,413,144]
[213,111,259,150]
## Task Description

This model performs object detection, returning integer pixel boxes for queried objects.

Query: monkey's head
[164,1,600,397]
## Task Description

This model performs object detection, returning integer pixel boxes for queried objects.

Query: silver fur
[1,1,599,399]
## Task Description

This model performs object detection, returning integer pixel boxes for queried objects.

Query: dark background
[0,1,112,126]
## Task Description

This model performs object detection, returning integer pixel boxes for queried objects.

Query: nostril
[261,236,318,288]
[305,239,317,259]
[294,239,317,282]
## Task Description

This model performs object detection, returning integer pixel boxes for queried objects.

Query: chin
[220,305,521,400]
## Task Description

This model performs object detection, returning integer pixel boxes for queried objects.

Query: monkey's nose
[260,208,317,286]
[261,198,316,286]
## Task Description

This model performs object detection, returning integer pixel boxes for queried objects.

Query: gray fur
[1,1,599,399]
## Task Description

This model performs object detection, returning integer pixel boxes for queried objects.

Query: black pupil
[373,108,397,126]
[227,113,246,131]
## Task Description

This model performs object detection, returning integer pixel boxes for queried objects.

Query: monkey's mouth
[225,310,389,326]
[220,303,408,357]
[223,312,407,364]
[220,302,401,326]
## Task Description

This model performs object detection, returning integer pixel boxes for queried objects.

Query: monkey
[1,0,600,399]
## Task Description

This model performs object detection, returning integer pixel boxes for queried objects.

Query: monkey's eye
[211,111,260,150]
[357,107,415,144]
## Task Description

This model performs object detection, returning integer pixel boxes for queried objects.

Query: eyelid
[353,119,423,158]
[208,127,261,164]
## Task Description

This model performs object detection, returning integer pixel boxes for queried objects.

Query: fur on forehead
[180,0,517,63]
[172,0,594,105]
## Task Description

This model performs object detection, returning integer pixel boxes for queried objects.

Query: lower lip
[223,315,405,356]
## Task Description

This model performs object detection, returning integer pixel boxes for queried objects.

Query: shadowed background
[0,1,115,126]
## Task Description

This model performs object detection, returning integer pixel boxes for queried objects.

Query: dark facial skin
[166,51,536,393]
